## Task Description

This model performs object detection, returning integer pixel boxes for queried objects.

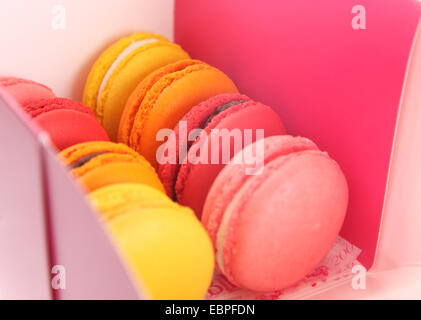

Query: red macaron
[158,93,286,217]
[24,98,109,150]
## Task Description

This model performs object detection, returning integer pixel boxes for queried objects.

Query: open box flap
[40,138,142,299]
[0,88,51,299]
[175,0,421,269]
[0,86,143,299]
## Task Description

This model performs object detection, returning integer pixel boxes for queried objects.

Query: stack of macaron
[83,34,288,217]
[1,31,349,298]
[58,141,214,299]
[156,93,286,216]
[81,32,348,295]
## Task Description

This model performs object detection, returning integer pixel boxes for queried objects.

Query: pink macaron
[202,135,349,292]
[158,93,286,217]
[0,77,56,106]
[24,98,109,151]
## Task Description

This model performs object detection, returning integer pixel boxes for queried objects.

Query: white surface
[0,0,174,101]
[206,237,361,300]
[308,265,421,299]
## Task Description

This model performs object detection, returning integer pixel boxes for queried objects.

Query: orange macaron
[59,141,164,193]
[118,59,238,169]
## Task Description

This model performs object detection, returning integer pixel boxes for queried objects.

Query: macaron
[0,77,55,106]
[202,135,349,292]
[158,93,286,217]
[83,32,190,140]
[59,141,164,193]
[89,183,214,300]
[24,98,109,150]
[118,59,239,169]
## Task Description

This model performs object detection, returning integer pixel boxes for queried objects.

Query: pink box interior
[175,0,421,268]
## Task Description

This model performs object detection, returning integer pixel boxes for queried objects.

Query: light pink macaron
[202,135,349,292]
[158,93,286,218]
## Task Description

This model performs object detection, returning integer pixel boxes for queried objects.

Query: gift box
[0,0,420,299]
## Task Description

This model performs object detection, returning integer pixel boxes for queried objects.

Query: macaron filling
[215,176,252,276]
[201,99,246,129]
[68,152,109,170]
[173,99,246,200]
[96,38,158,105]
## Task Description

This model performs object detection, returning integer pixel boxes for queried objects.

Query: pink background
[175,0,421,268]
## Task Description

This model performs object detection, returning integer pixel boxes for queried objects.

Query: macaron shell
[83,32,169,113]
[89,183,177,222]
[202,135,319,245]
[35,109,109,151]
[107,207,214,299]
[136,67,239,168]
[70,153,145,177]
[176,102,286,217]
[0,77,55,106]
[59,141,141,165]
[118,59,201,145]
[220,151,348,292]
[158,93,251,199]
[94,43,189,140]
[60,142,163,193]
[125,60,209,150]
[80,161,165,193]
[25,98,95,119]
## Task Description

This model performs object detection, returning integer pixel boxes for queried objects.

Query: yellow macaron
[83,32,190,140]
[88,183,214,300]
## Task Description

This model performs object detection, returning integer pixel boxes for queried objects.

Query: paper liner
[206,236,361,300]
